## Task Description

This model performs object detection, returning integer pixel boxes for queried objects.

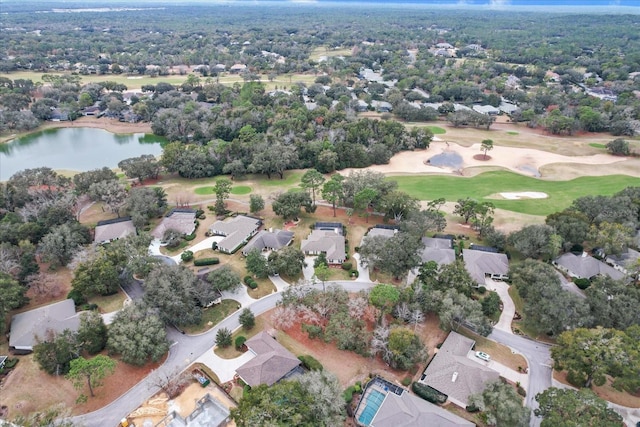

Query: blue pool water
[357,389,386,426]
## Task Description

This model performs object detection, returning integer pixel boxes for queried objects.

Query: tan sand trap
[499,192,548,200]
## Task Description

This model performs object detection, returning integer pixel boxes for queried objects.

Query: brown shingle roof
[151,210,196,239]
[94,218,135,243]
[235,332,300,387]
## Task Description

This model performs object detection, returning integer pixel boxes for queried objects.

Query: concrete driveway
[484,278,515,334]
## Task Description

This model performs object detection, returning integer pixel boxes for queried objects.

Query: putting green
[194,186,215,195]
[589,143,606,149]
[392,171,640,216]
[230,186,252,195]
[428,126,446,135]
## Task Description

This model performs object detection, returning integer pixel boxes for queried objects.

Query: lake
[0,127,165,181]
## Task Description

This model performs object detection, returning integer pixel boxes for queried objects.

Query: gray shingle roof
[372,390,474,427]
[462,249,509,285]
[554,253,626,280]
[9,299,80,351]
[420,331,499,406]
[242,229,294,255]
[301,230,346,263]
[210,215,261,253]
[235,332,301,387]
[151,210,196,239]
[419,237,456,266]
[94,218,135,243]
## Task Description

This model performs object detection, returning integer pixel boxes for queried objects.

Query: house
[553,252,626,281]
[9,299,81,353]
[419,331,499,408]
[235,332,302,387]
[472,104,500,115]
[82,106,101,116]
[229,64,247,74]
[419,237,456,267]
[151,209,197,240]
[436,42,454,49]
[606,248,640,276]
[354,376,473,427]
[241,228,294,256]
[49,108,69,121]
[360,225,398,246]
[0,356,7,370]
[462,249,509,286]
[301,223,346,264]
[94,217,136,244]
[371,100,393,113]
[210,215,262,254]
[156,393,231,427]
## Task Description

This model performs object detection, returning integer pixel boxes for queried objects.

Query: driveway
[484,278,515,334]
[352,253,371,282]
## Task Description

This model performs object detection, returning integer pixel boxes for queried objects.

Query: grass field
[589,143,606,149]
[182,299,240,335]
[309,46,353,61]
[506,131,519,135]
[392,171,640,216]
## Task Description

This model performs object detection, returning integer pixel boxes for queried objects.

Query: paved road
[489,329,553,427]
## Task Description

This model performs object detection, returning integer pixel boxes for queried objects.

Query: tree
[481,292,501,317]
[249,141,298,179]
[606,138,630,156]
[379,190,420,222]
[453,198,479,224]
[38,222,91,268]
[471,201,495,237]
[33,329,80,376]
[534,388,623,427]
[126,187,167,228]
[249,194,264,214]
[508,224,560,259]
[300,169,325,206]
[107,302,169,366]
[207,265,241,294]
[88,180,127,217]
[481,139,494,159]
[118,155,160,185]
[321,174,344,217]
[231,371,345,426]
[387,327,426,370]
[71,254,120,297]
[245,248,269,279]
[215,327,232,347]
[354,188,378,223]
[545,210,590,250]
[268,246,306,277]
[73,167,118,195]
[314,263,331,292]
[368,284,400,316]
[143,264,201,326]
[585,276,640,330]
[589,221,634,256]
[469,381,530,427]
[213,178,232,216]
[239,308,255,330]
[77,311,108,355]
[437,289,492,336]
[552,327,640,390]
[66,355,116,398]
[0,271,27,333]
[272,191,313,221]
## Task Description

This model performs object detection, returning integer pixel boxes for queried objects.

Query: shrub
[412,382,447,404]
[216,328,232,348]
[574,278,591,290]
[244,277,258,289]
[67,289,87,305]
[194,258,220,266]
[302,323,323,339]
[354,246,360,252]
[211,242,218,251]
[477,286,486,294]
[343,386,356,403]
[466,404,480,413]
[195,209,205,217]
[184,233,196,241]
[349,269,359,278]
[207,205,215,212]
[79,303,99,311]
[235,336,246,350]
[298,354,323,371]
[517,385,526,397]
[3,358,18,369]
[401,376,412,386]
[570,244,584,254]
[181,250,194,262]
[341,262,352,271]
[567,370,588,388]
[243,276,252,285]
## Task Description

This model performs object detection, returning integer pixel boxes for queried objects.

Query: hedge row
[194,258,220,266]
[244,276,258,289]
[412,382,447,404]
[298,355,323,371]
[341,262,352,271]
[574,278,591,290]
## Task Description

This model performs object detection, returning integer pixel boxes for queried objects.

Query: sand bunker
[500,192,548,200]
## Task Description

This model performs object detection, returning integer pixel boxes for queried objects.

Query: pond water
[426,151,463,169]
[0,127,165,181]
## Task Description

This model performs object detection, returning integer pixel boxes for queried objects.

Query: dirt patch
[0,353,164,419]
[473,154,492,161]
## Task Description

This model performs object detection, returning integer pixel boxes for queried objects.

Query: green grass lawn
[589,143,606,149]
[427,126,447,135]
[506,131,519,135]
[183,299,240,334]
[230,185,252,195]
[256,170,304,187]
[194,186,215,195]
[392,171,640,216]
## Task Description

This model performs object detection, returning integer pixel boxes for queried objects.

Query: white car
[475,351,491,362]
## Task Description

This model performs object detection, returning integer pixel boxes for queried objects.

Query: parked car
[475,351,491,362]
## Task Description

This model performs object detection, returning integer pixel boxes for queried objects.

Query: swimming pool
[357,389,386,426]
